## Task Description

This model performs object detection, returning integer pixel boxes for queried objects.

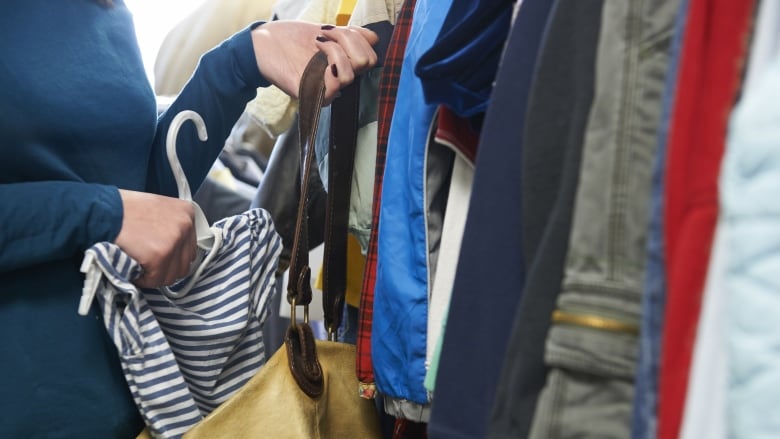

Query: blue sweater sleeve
[0,24,267,274]
[0,182,122,272]
[146,23,270,197]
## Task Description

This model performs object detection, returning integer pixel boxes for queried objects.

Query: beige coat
[153,0,275,96]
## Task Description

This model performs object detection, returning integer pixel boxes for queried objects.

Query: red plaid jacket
[357,0,418,393]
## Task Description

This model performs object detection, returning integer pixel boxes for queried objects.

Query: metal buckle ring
[289,297,310,329]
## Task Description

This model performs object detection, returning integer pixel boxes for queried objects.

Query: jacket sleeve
[146,23,270,197]
[0,181,122,272]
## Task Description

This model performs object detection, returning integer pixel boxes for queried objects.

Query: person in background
[0,0,377,437]
[153,0,277,97]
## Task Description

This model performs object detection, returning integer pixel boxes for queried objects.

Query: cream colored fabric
[244,88,299,139]
[425,154,474,389]
[349,119,378,250]
[348,0,403,26]
[153,0,275,96]
[271,0,311,23]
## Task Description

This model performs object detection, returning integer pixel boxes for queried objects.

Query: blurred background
[125,0,207,86]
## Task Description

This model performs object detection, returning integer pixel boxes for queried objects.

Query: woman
[0,0,377,436]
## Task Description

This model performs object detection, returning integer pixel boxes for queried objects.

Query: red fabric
[393,418,428,439]
[356,0,417,387]
[434,105,479,164]
[658,0,753,437]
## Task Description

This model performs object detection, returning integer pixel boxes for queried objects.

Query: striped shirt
[82,208,281,438]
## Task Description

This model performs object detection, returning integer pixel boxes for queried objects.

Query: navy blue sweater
[0,1,267,436]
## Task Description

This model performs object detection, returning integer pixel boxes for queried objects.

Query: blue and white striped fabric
[81,208,282,438]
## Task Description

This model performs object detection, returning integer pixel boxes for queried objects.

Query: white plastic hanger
[165,110,216,251]
[79,110,222,315]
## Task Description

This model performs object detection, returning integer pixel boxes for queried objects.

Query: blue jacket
[373,0,452,407]
[0,1,267,436]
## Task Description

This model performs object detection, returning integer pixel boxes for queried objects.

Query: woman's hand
[251,20,379,103]
[114,189,198,289]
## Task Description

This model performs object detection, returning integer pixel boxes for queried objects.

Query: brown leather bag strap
[285,52,328,399]
[323,69,360,339]
[285,51,360,398]
[287,50,360,328]
[287,52,328,309]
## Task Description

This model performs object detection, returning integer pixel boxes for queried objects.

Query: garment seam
[547,351,635,379]
[423,107,437,302]
[609,0,643,282]
[549,369,566,437]
[562,281,644,298]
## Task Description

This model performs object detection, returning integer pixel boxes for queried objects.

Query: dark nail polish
[321,25,335,30]
[316,35,328,43]
[331,64,338,77]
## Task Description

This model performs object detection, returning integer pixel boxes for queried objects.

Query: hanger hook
[165,110,208,201]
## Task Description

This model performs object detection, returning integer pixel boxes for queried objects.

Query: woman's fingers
[115,189,197,289]
[159,224,197,287]
[315,38,355,102]
[319,25,378,72]
[315,26,378,102]
[249,20,379,103]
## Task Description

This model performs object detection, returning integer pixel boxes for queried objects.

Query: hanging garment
[485,1,602,437]
[720,56,780,439]
[426,0,554,437]
[80,112,282,438]
[346,72,380,253]
[630,2,689,438]
[414,0,514,118]
[678,223,728,439]
[740,0,780,95]
[422,114,458,305]
[313,235,367,310]
[348,0,403,28]
[357,0,417,399]
[656,0,754,437]
[313,67,383,252]
[423,107,477,395]
[372,0,453,418]
[680,3,780,437]
[311,0,399,254]
[526,0,680,436]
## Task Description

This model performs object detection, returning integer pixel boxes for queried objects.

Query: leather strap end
[285,323,323,398]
